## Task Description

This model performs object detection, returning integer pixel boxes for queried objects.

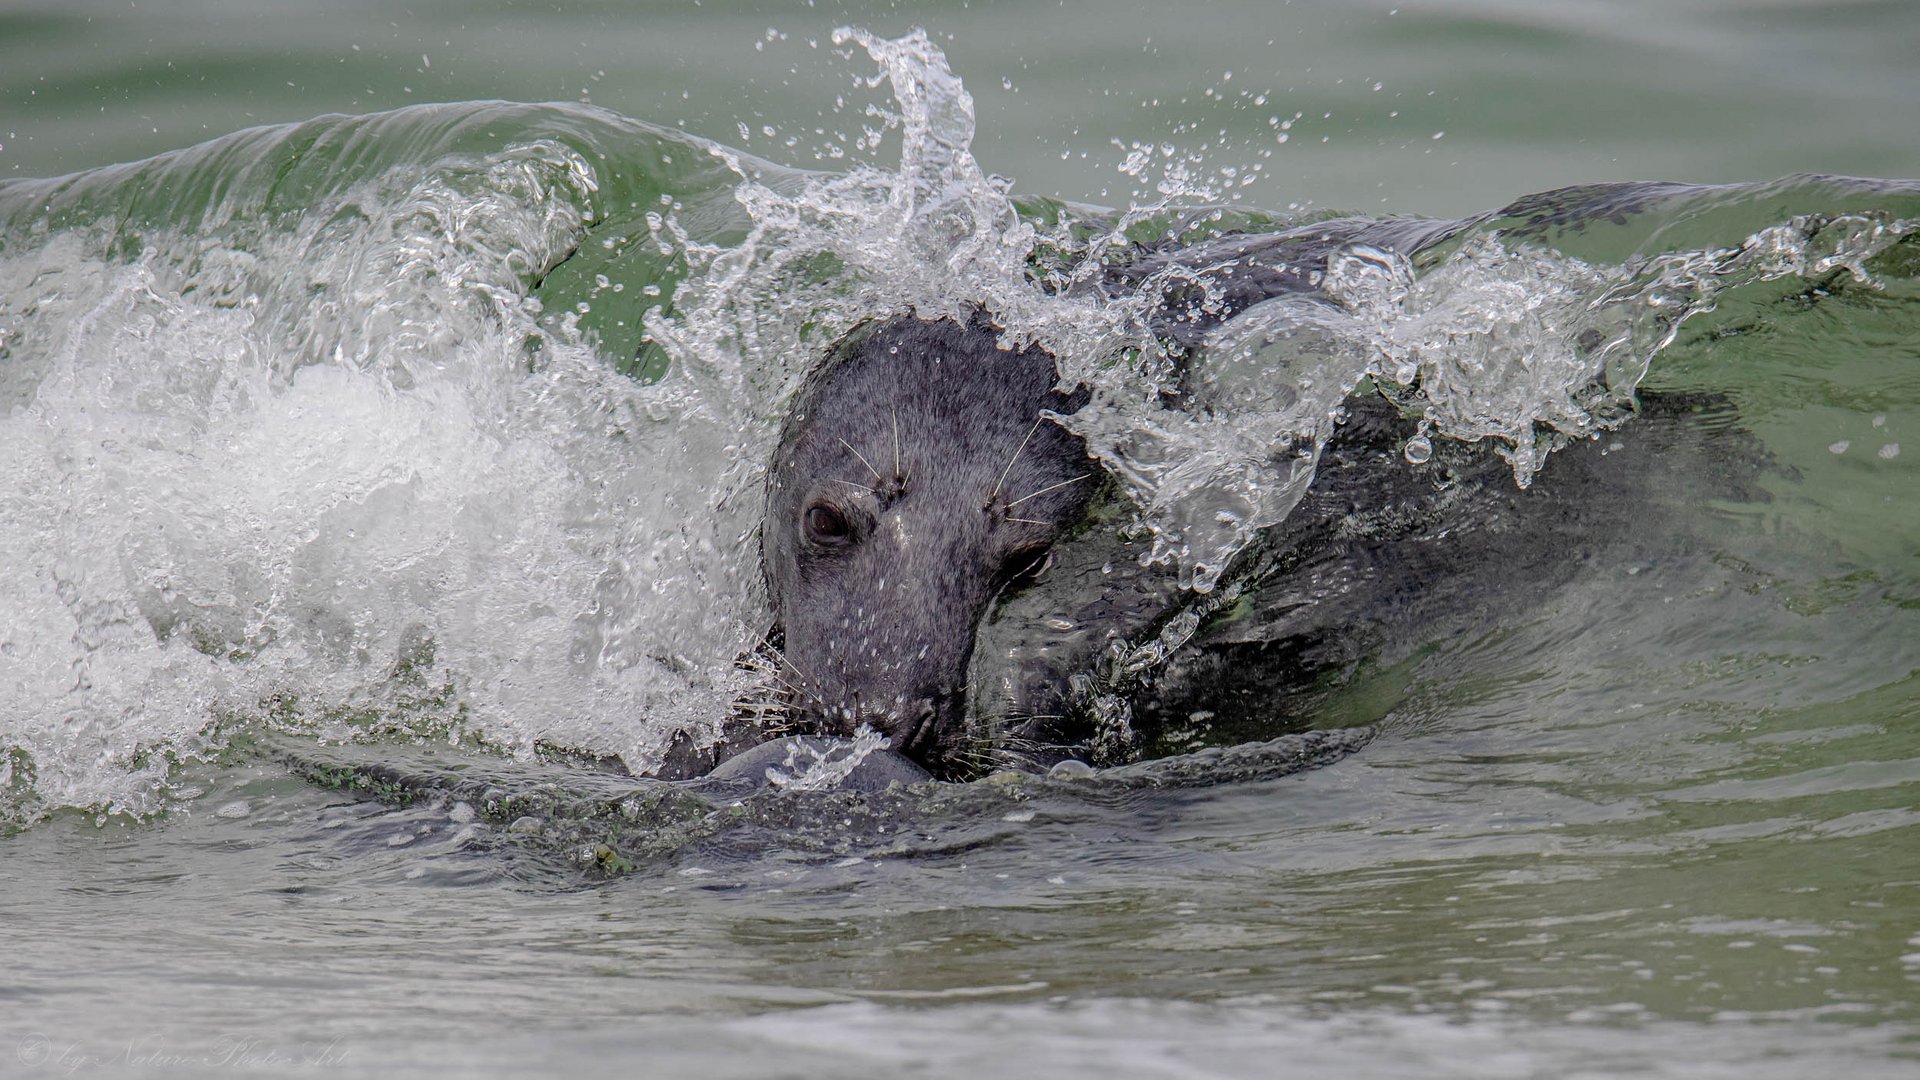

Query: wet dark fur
[1125,389,1769,755]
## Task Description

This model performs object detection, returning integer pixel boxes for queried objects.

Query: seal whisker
[1006,472,1093,508]
[838,437,885,485]
[1004,516,1053,526]
[770,667,813,698]
[732,651,806,732]
[891,404,904,483]
[988,416,1046,504]
[766,644,819,688]
[744,648,813,700]
[731,690,793,721]
[829,477,878,495]
[762,669,806,696]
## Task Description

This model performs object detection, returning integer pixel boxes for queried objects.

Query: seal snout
[814,689,960,764]
[889,690,964,760]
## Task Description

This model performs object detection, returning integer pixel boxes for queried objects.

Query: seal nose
[891,695,944,758]
[826,691,958,764]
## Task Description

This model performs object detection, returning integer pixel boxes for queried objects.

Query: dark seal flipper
[269,735,722,873]
[267,726,1369,875]
[694,735,933,797]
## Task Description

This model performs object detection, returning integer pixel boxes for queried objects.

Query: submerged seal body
[755,219,1463,779]
[749,192,1777,781]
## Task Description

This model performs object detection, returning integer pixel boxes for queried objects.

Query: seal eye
[804,502,853,547]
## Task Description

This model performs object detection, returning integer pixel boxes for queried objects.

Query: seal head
[763,312,1093,776]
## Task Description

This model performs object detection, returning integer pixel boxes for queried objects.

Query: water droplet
[1404,436,1433,464]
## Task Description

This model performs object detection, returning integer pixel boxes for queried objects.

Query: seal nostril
[891,697,941,756]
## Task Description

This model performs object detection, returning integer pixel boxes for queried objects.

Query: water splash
[0,118,764,819]
[639,26,1137,416]
[759,724,893,792]
[1063,207,1913,589]
[1364,211,1913,485]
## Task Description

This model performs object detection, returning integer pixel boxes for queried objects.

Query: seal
[753,217,1468,779]
[747,189,1778,781]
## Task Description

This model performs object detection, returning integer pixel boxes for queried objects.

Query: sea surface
[2,3,1917,1077]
